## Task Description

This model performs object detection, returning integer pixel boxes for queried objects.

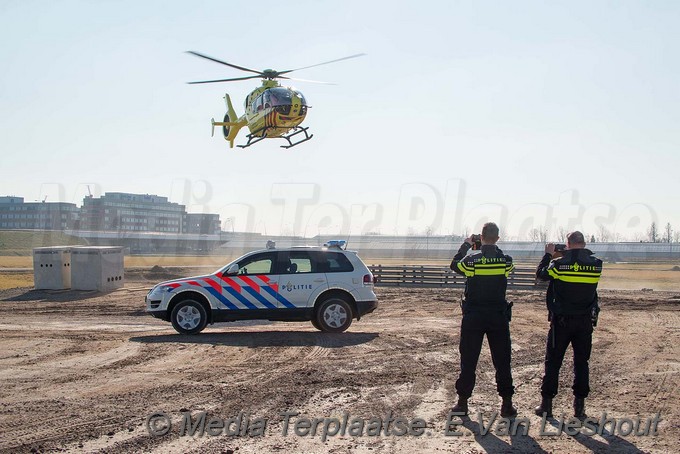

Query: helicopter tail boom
[224,93,243,148]
[208,93,246,148]
[211,118,241,133]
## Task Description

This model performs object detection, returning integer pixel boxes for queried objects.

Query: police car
[145,241,378,334]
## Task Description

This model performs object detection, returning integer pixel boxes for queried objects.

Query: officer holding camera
[534,231,602,419]
[450,222,517,417]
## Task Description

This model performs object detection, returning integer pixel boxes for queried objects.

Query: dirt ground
[0,269,678,453]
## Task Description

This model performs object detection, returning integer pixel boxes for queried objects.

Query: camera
[470,234,482,250]
[551,243,567,258]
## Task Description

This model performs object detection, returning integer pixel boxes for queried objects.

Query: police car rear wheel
[317,298,353,333]
[311,318,322,331]
[171,299,208,335]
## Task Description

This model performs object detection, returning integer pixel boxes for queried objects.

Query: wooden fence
[368,264,543,289]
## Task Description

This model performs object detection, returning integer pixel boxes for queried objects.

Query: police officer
[450,222,517,417]
[534,231,602,419]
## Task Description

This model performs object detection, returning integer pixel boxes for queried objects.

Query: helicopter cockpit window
[263,91,271,108]
[253,95,264,112]
[268,88,293,106]
[294,90,307,106]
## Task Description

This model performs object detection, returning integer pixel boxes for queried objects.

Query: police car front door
[276,251,327,309]
[227,252,280,312]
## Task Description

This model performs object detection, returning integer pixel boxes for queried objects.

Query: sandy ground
[0,269,678,453]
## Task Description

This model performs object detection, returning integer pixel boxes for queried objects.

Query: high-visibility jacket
[536,248,602,315]
[451,243,514,313]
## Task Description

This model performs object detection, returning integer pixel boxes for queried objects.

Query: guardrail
[368,264,542,289]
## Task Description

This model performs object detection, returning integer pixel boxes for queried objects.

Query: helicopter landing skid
[236,133,267,149]
[237,126,313,149]
[280,126,313,149]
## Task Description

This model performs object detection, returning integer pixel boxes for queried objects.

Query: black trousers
[455,311,514,398]
[540,314,593,399]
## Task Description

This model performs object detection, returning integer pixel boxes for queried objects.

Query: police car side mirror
[225,263,239,276]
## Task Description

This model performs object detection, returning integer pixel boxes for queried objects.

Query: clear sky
[1,1,678,240]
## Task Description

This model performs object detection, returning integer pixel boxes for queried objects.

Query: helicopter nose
[276,105,292,115]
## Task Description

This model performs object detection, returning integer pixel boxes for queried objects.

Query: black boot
[574,398,586,420]
[534,396,553,417]
[500,396,517,418]
[451,396,468,415]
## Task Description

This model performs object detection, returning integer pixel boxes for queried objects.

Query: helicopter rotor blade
[279,53,366,75]
[186,51,263,75]
[187,75,263,84]
[283,77,337,85]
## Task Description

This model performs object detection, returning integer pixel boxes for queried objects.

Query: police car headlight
[148,285,171,299]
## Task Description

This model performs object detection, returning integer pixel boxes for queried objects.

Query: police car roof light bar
[324,240,346,250]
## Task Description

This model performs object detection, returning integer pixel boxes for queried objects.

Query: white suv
[145,241,378,334]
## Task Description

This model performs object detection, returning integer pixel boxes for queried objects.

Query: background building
[0,196,79,230]
[183,213,221,235]
[1,192,221,235]
[80,192,187,233]
[0,192,224,254]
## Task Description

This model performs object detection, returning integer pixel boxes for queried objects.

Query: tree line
[525,222,678,243]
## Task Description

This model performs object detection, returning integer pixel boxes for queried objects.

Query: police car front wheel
[316,297,353,333]
[171,299,208,335]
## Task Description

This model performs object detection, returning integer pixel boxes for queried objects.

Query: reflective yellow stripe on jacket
[456,261,474,277]
[457,261,514,277]
[547,267,601,284]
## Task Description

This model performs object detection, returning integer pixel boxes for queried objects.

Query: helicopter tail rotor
[211,115,245,148]
[208,93,246,148]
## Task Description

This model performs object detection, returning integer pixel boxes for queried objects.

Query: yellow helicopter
[187,51,365,149]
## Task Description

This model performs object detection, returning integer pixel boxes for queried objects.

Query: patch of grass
[0,256,32,268]
[0,272,33,290]
[0,253,678,290]
[599,268,680,291]
[0,231,86,256]
[123,255,243,268]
